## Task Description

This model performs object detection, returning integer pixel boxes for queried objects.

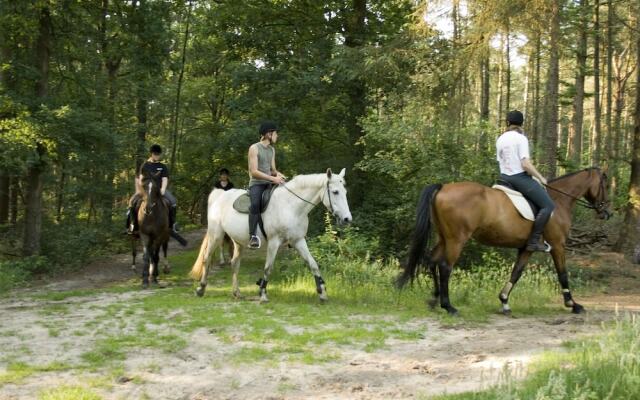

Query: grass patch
[38,385,103,400]
[433,314,640,400]
[0,361,72,386]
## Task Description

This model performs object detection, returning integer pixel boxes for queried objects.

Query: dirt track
[1,236,639,400]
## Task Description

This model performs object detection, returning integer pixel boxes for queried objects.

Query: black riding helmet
[506,110,524,126]
[259,121,277,136]
[149,144,163,154]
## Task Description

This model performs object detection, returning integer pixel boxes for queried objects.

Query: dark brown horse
[398,167,611,316]
[138,171,170,288]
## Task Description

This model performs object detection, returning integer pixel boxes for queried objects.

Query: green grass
[433,314,640,400]
[38,385,103,400]
[0,361,72,386]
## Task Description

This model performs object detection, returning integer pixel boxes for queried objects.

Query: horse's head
[140,171,163,214]
[323,168,352,225]
[584,168,611,220]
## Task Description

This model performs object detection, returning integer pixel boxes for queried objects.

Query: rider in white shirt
[496,111,555,252]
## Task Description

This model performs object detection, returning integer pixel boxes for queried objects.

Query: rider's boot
[248,213,261,249]
[525,212,550,252]
[169,206,179,233]
[125,207,137,235]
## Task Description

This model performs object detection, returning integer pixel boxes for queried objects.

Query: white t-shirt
[496,130,530,175]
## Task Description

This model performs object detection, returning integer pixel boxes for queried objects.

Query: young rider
[214,168,235,191]
[247,121,286,249]
[126,144,179,234]
[496,110,555,252]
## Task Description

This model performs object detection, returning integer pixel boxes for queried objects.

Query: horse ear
[339,168,346,178]
[326,168,332,179]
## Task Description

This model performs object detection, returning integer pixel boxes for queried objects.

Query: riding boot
[125,207,137,235]
[525,213,550,252]
[169,206,179,232]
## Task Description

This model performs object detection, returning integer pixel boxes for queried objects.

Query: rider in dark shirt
[214,168,234,191]
[126,144,179,234]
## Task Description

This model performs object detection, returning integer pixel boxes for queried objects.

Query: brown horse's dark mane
[548,167,600,183]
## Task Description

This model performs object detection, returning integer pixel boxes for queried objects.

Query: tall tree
[615,8,640,258]
[542,0,561,177]
[569,0,589,167]
[23,4,51,256]
[592,1,603,165]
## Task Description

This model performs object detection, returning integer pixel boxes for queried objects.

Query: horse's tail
[208,188,225,209]
[396,183,442,289]
[190,232,210,280]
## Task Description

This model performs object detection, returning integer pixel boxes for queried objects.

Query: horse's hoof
[196,287,205,297]
[142,282,149,289]
[502,309,512,317]
[260,296,269,304]
[131,265,136,272]
[162,266,171,274]
[444,306,459,316]
[428,298,438,310]
[232,291,242,299]
[319,294,329,303]
[572,304,586,314]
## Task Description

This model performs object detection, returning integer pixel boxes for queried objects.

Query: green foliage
[0,256,49,292]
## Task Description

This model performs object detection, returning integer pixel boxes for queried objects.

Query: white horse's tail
[208,188,225,208]
[190,232,210,280]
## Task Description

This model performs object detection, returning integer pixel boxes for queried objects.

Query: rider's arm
[248,145,278,183]
[161,177,168,195]
[521,158,548,185]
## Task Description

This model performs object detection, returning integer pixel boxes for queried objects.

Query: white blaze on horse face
[326,175,352,224]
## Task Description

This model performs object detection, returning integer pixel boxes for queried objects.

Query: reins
[281,179,334,214]
[543,168,607,211]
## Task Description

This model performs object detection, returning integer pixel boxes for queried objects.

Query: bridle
[143,180,160,216]
[281,179,335,215]
[543,168,609,214]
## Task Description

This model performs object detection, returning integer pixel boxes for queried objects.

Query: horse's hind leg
[230,240,243,298]
[257,238,282,303]
[131,236,137,272]
[151,248,161,284]
[550,246,584,314]
[439,239,466,316]
[428,242,444,309]
[498,248,532,316]
[292,238,328,302]
[196,231,221,297]
[162,241,170,274]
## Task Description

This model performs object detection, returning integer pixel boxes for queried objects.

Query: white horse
[190,168,352,302]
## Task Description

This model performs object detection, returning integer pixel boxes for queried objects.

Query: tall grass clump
[434,314,640,399]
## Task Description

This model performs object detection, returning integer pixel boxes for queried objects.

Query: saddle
[232,185,277,214]
[492,179,539,221]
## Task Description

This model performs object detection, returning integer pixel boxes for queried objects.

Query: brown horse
[138,171,170,288]
[397,167,611,316]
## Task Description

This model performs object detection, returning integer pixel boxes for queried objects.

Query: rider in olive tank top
[247,121,286,249]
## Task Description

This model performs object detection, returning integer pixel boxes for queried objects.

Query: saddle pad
[492,185,535,221]
[232,186,276,214]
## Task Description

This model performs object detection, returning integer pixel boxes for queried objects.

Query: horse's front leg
[551,246,584,314]
[293,239,328,302]
[257,238,281,303]
[131,236,137,272]
[498,248,532,316]
[141,244,150,289]
[151,248,160,285]
[162,241,170,274]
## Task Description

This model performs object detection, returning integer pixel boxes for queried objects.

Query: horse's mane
[286,173,329,190]
[548,167,600,183]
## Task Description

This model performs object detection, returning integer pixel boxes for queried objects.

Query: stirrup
[249,235,261,249]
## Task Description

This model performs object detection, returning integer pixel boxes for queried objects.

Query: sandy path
[1,242,639,399]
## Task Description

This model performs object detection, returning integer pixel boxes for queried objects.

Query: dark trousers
[249,183,269,236]
[500,172,555,235]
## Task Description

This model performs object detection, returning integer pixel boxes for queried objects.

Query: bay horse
[130,234,170,275]
[397,167,611,315]
[138,171,171,288]
[190,168,352,302]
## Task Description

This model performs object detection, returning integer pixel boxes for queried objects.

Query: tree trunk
[614,10,640,257]
[23,5,51,256]
[0,173,9,224]
[10,178,18,225]
[480,48,490,121]
[496,33,504,127]
[170,0,192,174]
[505,20,511,113]
[542,0,560,177]
[136,83,148,173]
[569,0,589,167]
[604,0,614,168]
[532,34,542,157]
[592,1,603,165]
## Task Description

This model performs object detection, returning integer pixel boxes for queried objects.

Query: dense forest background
[1,0,640,272]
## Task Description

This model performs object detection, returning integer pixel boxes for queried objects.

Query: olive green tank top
[249,143,274,187]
